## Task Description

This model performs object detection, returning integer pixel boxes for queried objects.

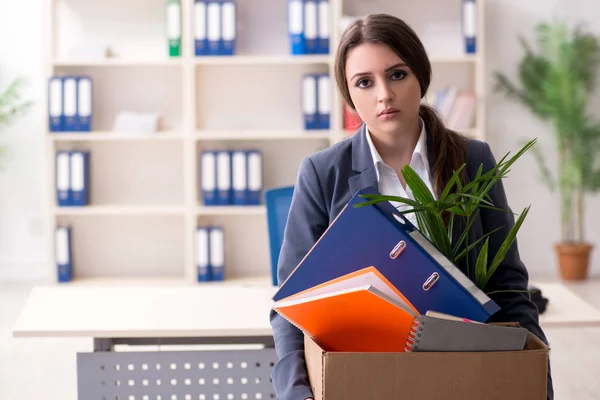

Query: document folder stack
[274,265,528,353]
[273,186,499,322]
[270,186,533,354]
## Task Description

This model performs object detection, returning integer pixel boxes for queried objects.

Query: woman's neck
[370,117,422,167]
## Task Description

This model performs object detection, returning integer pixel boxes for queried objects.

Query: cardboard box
[304,323,549,400]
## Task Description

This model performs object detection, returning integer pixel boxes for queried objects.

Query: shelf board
[194,54,332,66]
[49,132,184,141]
[195,130,332,141]
[197,205,266,216]
[54,205,185,216]
[58,275,273,288]
[52,58,182,67]
[58,276,189,287]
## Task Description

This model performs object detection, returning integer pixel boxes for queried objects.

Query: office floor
[1,278,600,400]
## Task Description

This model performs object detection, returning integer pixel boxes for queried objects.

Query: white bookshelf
[43,0,486,285]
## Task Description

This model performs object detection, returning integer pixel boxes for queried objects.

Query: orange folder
[283,266,420,315]
[273,266,420,352]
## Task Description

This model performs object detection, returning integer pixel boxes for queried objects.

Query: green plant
[0,77,32,170]
[494,20,600,244]
[354,139,536,293]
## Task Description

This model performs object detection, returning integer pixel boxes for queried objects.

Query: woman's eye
[391,71,407,80]
[357,79,371,88]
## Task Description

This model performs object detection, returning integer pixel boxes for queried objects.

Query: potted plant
[355,139,535,293]
[494,20,600,280]
[0,77,32,170]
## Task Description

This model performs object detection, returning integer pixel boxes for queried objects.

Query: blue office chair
[264,185,294,286]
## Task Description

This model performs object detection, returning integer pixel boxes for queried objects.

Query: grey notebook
[407,315,529,352]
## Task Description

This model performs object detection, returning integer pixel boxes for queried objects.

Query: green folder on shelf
[166,0,181,57]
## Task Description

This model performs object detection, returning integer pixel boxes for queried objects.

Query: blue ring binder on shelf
[272,186,500,322]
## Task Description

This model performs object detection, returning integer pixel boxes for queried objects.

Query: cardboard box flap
[305,335,324,398]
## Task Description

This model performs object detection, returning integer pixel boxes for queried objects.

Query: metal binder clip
[393,214,406,225]
[389,240,406,259]
[422,272,440,291]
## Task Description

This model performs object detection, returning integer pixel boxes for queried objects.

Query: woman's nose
[377,82,394,103]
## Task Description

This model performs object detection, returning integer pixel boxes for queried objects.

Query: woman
[270,13,553,400]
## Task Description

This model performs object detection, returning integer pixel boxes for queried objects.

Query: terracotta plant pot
[554,243,594,280]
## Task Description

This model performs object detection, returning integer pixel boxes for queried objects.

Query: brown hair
[334,14,468,197]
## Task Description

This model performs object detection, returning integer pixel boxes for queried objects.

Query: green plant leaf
[475,238,490,289]
[0,78,32,129]
[439,165,466,202]
[355,194,429,211]
[455,193,496,207]
[480,206,531,290]
[401,165,436,204]
[453,224,506,264]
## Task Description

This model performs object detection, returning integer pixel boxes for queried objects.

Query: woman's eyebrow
[351,63,408,81]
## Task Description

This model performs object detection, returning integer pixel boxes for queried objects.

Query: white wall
[1,0,599,280]
[0,0,46,280]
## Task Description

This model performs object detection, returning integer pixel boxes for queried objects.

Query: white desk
[12,279,280,400]
[13,282,278,341]
[535,282,600,327]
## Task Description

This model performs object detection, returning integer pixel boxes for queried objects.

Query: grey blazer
[269,125,553,400]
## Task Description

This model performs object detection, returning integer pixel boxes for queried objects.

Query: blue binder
[231,150,247,205]
[195,0,208,56]
[316,73,330,129]
[207,0,222,55]
[316,0,329,54]
[246,150,262,205]
[70,151,90,206]
[303,0,318,54]
[302,74,318,130]
[200,150,218,205]
[55,226,72,283]
[56,151,71,206]
[272,186,501,323]
[221,0,236,55]
[288,0,305,55]
[209,226,225,280]
[62,76,78,132]
[216,150,232,205]
[462,0,477,54]
[48,77,63,132]
[196,226,211,281]
[75,76,92,132]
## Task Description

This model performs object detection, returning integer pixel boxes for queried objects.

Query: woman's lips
[378,108,400,120]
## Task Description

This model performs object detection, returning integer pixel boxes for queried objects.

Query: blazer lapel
[348,125,378,195]
[348,167,378,196]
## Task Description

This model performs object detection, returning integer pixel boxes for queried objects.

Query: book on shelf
[423,87,476,132]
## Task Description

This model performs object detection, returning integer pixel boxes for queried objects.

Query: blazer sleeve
[479,142,554,400]
[270,156,329,400]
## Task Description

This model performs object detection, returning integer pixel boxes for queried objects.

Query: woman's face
[345,42,422,137]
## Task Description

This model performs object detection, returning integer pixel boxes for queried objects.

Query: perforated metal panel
[77,348,278,400]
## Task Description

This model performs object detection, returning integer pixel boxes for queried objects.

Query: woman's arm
[270,156,329,400]
[478,142,554,400]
